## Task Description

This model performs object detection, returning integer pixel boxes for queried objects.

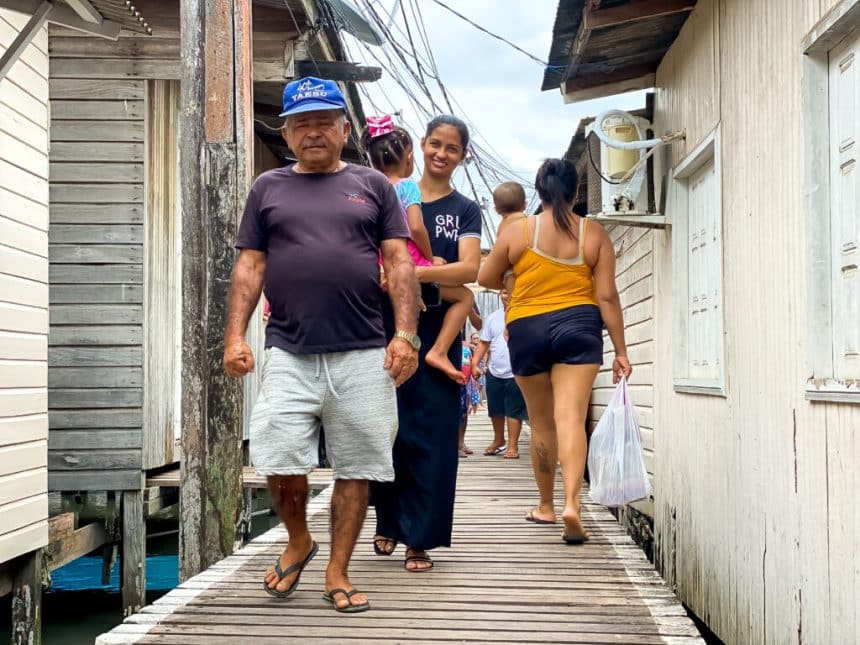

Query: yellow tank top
[506,215,598,325]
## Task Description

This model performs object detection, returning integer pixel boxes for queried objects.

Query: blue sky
[340,0,647,234]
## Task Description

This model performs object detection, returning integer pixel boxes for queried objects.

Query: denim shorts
[507,305,604,377]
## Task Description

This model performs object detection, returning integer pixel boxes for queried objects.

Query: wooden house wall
[0,9,50,563]
[650,0,858,642]
[47,65,146,491]
[590,225,655,513]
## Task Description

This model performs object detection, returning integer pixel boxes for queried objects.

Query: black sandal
[263,541,318,598]
[404,548,434,572]
[372,535,397,556]
[323,587,371,613]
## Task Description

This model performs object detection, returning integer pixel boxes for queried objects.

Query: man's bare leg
[484,416,506,454]
[326,479,369,609]
[264,475,314,593]
[504,417,522,458]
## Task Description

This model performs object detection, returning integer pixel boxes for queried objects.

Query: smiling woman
[371,114,483,573]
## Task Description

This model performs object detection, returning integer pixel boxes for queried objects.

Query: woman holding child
[369,115,482,571]
[478,158,631,545]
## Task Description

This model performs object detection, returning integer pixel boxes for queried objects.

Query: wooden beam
[44,522,106,571]
[63,0,101,23]
[563,70,656,103]
[0,0,50,83]
[178,0,249,581]
[295,60,382,82]
[588,0,695,31]
[11,550,42,645]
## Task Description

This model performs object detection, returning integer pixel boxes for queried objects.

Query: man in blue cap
[223,77,420,613]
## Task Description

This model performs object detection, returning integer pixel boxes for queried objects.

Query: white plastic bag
[587,377,651,507]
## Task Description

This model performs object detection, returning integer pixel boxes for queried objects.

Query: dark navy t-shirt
[421,190,482,262]
[235,164,409,354]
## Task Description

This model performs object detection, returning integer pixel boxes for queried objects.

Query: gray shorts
[249,346,397,481]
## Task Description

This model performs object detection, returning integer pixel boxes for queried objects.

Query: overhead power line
[426,0,565,72]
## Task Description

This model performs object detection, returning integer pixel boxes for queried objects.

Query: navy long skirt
[372,296,461,550]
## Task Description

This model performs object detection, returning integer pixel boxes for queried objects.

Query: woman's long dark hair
[535,158,578,237]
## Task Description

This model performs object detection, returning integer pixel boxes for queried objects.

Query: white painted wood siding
[591,225,655,505]
[649,0,860,643]
[829,29,860,380]
[0,8,49,564]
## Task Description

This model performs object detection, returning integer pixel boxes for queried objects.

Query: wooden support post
[102,491,120,585]
[121,490,145,617]
[178,0,253,580]
[11,550,42,645]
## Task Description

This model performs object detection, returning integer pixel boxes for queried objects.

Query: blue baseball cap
[280,77,347,118]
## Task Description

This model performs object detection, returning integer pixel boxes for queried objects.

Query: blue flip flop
[263,541,319,599]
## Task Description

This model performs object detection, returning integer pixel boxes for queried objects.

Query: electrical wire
[426,0,565,72]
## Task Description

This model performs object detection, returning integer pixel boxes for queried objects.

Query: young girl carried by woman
[362,115,475,384]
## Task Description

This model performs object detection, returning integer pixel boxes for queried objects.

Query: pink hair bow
[367,115,394,138]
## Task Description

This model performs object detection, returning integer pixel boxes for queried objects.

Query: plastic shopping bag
[587,377,651,507]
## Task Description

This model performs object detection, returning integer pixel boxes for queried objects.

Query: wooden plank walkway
[98,417,703,644]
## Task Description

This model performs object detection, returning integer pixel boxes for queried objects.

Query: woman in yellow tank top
[478,159,631,544]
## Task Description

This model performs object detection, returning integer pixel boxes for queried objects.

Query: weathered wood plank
[49,469,142,492]
[49,163,145,184]
[49,389,143,409]
[122,489,146,616]
[49,264,143,284]
[50,58,180,79]
[48,429,142,450]
[50,142,144,163]
[49,346,142,367]
[44,521,105,571]
[98,418,703,644]
[49,78,145,100]
[49,100,145,121]
[49,325,142,346]
[50,224,142,245]
[49,409,142,429]
[48,366,142,388]
[50,244,143,264]
[48,449,141,471]
[50,120,144,142]
[50,304,142,325]
[50,184,144,204]
[50,284,143,304]
[10,548,42,644]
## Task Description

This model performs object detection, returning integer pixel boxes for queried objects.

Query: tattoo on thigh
[536,443,552,474]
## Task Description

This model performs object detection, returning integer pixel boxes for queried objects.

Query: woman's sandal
[372,535,397,556]
[404,548,434,572]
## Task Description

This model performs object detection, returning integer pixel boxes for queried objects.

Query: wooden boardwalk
[97,417,703,644]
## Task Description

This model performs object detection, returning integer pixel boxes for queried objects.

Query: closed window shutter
[687,159,720,380]
[829,31,860,380]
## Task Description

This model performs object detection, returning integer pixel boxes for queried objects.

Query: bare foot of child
[425,349,466,384]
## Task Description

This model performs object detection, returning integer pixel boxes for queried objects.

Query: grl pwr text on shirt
[435,214,461,240]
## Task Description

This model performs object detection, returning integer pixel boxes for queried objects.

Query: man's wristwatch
[393,330,421,351]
